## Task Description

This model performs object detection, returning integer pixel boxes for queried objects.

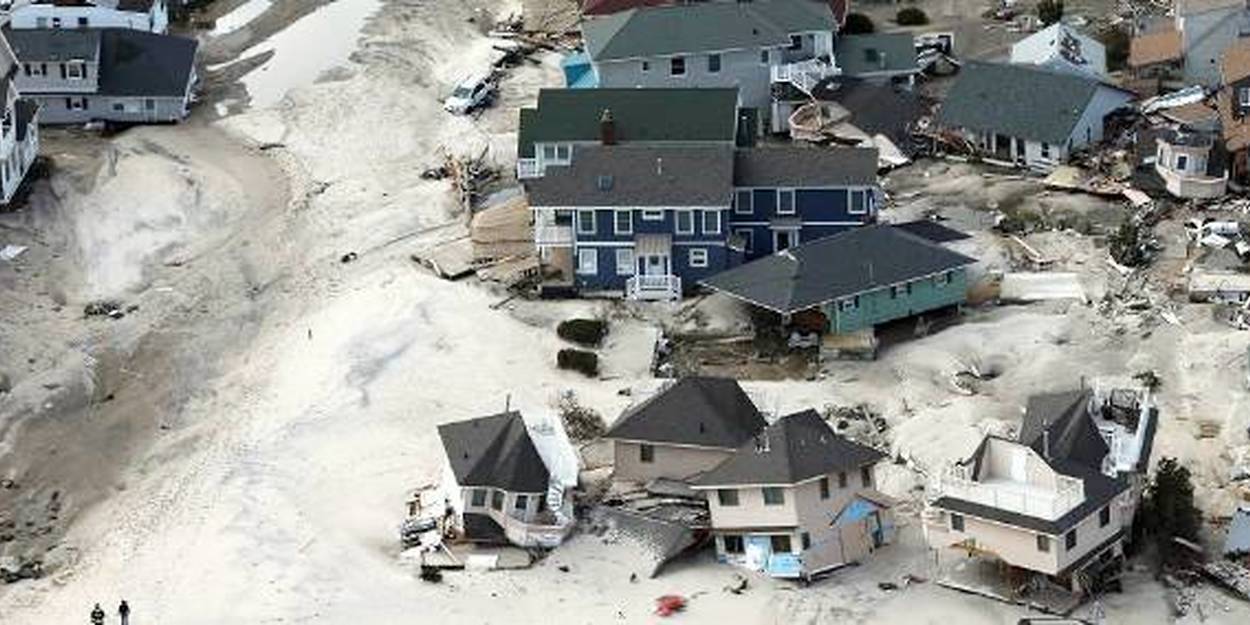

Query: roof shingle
[438,412,550,493]
[605,377,767,449]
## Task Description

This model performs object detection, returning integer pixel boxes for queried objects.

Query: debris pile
[823,404,890,452]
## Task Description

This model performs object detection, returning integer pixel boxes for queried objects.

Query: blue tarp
[836,497,881,525]
[561,51,597,89]
[767,553,803,578]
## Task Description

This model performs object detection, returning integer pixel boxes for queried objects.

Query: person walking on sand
[90,603,105,625]
[118,600,131,625]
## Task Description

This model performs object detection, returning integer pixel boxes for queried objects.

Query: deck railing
[516,158,542,179]
[626,275,681,301]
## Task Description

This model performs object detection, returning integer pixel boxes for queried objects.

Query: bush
[557,318,608,347]
[843,12,875,34]
[1140,458,1202,569]
[896,7,929,26]
[557,390,606,441]
[1036,0,1064,26]
[557,348,599,377]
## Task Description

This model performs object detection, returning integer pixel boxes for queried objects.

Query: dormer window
[1240,87,1250,108]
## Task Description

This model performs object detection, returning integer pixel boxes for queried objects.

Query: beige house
[692,409,894,580]
[924,389,1156,594]
[605,377,767,484]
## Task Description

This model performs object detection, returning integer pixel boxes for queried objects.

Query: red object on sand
[655,595,686,617]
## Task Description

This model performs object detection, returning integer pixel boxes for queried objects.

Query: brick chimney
[599,108,616,145]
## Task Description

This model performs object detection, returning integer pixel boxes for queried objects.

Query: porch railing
[534,224,573,246]
[771,59,839,96]
[626,275,681,301]
[516,158,542,180]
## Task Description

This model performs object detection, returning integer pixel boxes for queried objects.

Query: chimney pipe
[1042,422,1051,461]
[656,157,664,176]
[599,108,616,145]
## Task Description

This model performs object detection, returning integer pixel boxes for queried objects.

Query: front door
[639,254,669,276]
[774,229,796,253]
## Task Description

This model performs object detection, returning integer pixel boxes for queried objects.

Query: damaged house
[833,32,921,87]
[1219,41,1250,189]
[3,0,169,33]
[1010,22,1107,79]
[924,388,1157,599]
[0,25,40,206]
[691,409,894,580]
[935,61,1133,171]
[1172,0,1250,88]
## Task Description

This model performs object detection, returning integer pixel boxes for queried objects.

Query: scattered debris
[999,273,1087,304]
[0,244,28,261]
[654,594,687,617]
[823,404,889,451]
[340,251,358,263]
[723,573,748,594]
[556,390,606,442]
[83,301,125,319]
[1202,560,1250,601]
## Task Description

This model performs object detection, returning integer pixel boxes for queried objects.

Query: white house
[937,62,1134,171]
[1010,22,1107,79]
[3,0,169,33]
[0,25,40,205]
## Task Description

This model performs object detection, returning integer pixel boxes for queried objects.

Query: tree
[1036,0,1064,26]
[896,7,930,26]
[1140,458,1203,568]
[843,13,875,35]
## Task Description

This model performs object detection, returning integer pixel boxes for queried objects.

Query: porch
[770,58,840,96]
[627,233,681,301]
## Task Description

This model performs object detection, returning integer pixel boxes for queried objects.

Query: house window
[789,35,803,50]
[144,99,155,111]
[1099,506,1111,527]
[670,56,686,76]
[542,145,556,160]
[615,249,635,276]
[837,472,847,488]
[819,477,830,499]
[889,286,899,299]
[35,17,47,28]
[1041,142,1051,159]
[555,144,571,162]
[515,494,529,511]
[762,487,785,506]
[937,271,951,286]
[1065,528,1078,551]
[1037,534,1050,553]
[950,513,965,532]
[723,535,745,554]
[614,210,633,235]
[769,534,792,553]
[702,210,721,234]
[708,53,721,73]
[840,298,857,312]
[577,210,596,235]
[1176,154,1189,172]
[641,60,651,72]
[801,532,811,550]
[641,209,663,221]
[849,190,867,215]
[861,466,873,488]
[52,17,62,28]
[66,64,83,79]
[491,490,504,510]
[734,189,753,214]
[112,102,125,112]
[717,489,740,506]
[760,49,770,65]
[77,17,89,28]
[777,189,795,215]
[688,248,708,268]
[470,488,487,507]
[577,248,597,274]
[735,229,754,253]
[675,210,694,234]
[1240,87,1250,107]
[639,443,655,463]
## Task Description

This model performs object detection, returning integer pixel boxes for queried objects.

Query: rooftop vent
[597,174,614,191]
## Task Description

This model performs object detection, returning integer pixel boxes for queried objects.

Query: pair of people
[90,600,129,625]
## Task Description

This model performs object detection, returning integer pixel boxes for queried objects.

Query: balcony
[931,471,1084,522]
[516,158,542,180]
[771,58,839,96]
[626,274,681,301]
[534,224,573,246]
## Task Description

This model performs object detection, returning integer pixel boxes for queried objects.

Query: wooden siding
[823,267,968,333]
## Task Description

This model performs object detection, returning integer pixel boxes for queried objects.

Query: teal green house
[701,223,977,335]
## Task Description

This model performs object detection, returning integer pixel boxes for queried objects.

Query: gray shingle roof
[1021,390,1109,470]
[98,29,197,98]
[5,27,101,62]
[694,409,885,487]
[582,0,835,61]
[438,412,550,493]
[701,224,977,313]
[835,33,919,76]
[936,61,1126,145]
[892,219,971,243]
[733,145,878,187]
[525,144,734,208]
[517,88,740,158]
[605,377,767,449]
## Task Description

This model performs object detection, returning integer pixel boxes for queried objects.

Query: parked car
[443,72,495,115]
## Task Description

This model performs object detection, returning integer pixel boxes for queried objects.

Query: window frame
[1037,534,1050,553]
[615,248,635,276]
[716,489,740,507]
[819,477,830,500]
[576,210,597,235]
[1065,528,1078,551]
[800,532,811,550]
[641,208,664,221]
[613,209,633,235]
[702,210,721,234]
[759,48,770,65]
[1099,505,1110,527]
[675,210,695,235]
[769,534,792,553]
[837,472,847,488]
[1176,153,1189,172]
[670,56,687,77]
[762,487,785,506]
[734,189,753,214]
[777,189,796,215]
[576,248,597,275]
[641,60,651,73]
[514,494,529,511]
[688,248,709,268]
[491,489,505,511]
[1240,87,1250,107]
[639,443,655,464]
[470,488,487,507]
[950,513,965,532]
[722,534,745,554]
[860,466,873,488]
[707,53,722,74]
[848,189,868,215]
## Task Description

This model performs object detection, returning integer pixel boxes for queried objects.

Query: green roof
[582,0,835,62]
[835,33,919,76]
[516,88,740,157]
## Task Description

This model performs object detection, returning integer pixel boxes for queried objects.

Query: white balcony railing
[516,158,542,180]
[932,473,1084,522]
[626,274,681,301]
[534,224,573,246]
[771,58,839,96]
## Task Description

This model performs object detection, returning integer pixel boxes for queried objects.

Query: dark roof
[835,33,919,76]
[892,219,971,243]
[517,88,739,158]
[1021,390,1109,470]
[733,146,878,187]
[605,377,767,449]
[525,145,734,208]
[582,0,670,16]
[701,224,978,313]
[5,27,101,61]
[695,409,885,487]
[582,0,835,61]
[97,29,198,98]
[438,412,550,493]
[937,61,1129,145]
[15,98,38,142]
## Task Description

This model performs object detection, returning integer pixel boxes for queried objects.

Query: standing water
[238,0,381,108]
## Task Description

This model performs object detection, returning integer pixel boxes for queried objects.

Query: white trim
[606,437,737,452]
[848,189,869,215]
[707,52,722,74]
[772,229,798,251]
[734,228,754,253]
[734,189,753,215]
[777,188,796,215]
[688,248,709,268]
[613,209,633,235]
[574,241,640,248]
[723,221,863,228]
[702,209,722,234]
[530,205,727,211]
[670,55,687,77]
[576,210,597,235]
[615,248,635,276]
[675,209,695,235]
[641,208,664,221]
[699,263,974,314]
[576,248,597,274]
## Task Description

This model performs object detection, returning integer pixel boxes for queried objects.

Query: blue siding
[570,207,732,292]
[729,186,877,260]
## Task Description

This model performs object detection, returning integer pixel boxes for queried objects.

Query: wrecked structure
[924,387,1157,601]
[1010,22,1106,79]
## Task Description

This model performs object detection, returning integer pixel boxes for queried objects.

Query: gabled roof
[525,144,734,208]
[582,0,835,62]
[438,411,550,493]
[1010,22,1105,76]
[937,61,1130,145]
[5,27,101,61]
[1020,390,1109,471]
[701,224,977,314]
[97,29,197,98]
[694,409,885,487]
[835,33,919,76]
[517,88,740,158]
[733,145,878,187]
[605,377,767,449]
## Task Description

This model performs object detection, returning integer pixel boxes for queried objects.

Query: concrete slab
[1000,273,1087,304]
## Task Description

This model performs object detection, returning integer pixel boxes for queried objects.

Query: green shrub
[557,349,599,377]
[896,7,929,26]
[843,13,875,34]
[557,318,608,347]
